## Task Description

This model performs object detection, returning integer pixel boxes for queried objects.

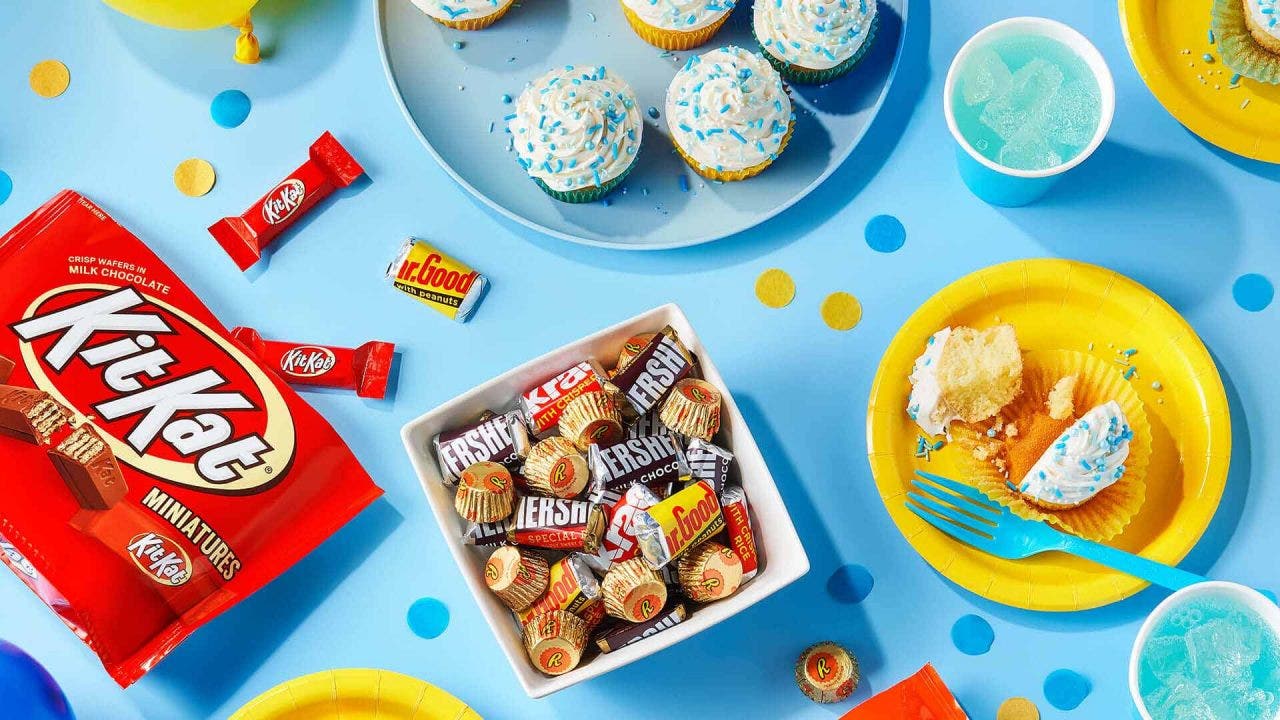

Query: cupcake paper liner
[672,120,795,182]
[755,12,879,84]
[431,0,514,30]
[1213,0,1280,84]
[533,160,634,203]
[619,1,731,50]
[950,350,1151,542]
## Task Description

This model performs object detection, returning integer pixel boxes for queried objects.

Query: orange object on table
[840,664,969,719]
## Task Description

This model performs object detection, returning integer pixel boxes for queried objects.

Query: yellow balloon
[103,0,259,31]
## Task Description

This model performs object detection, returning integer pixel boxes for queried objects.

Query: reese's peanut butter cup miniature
[454,461,515,523]
[587,434,689,505]
[659,378,722,442]
[484,546,549,612]
[558,390,624,451]
[510,496,606,553]
[386,237,488,322]
[523,436,590,498]
[677,541,743,602]
[610,326,695,417]
[523,610,588,676]
[686,438,734,495]
[615,332,657,372]
[720,485,759,581]
[595,603,688,653]
[433,410,530,484]
[516,553,601,623]
[601,557,668,622]
[795,641,860,704]
[634,480,725,568]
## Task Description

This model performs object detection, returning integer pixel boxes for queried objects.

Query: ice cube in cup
[980,58,1063,140]
[998,125,1061,171]
[1044,79,1102,148]
[960,47,1013,106]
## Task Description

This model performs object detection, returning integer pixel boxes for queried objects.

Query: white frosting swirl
[1017,401,1133,506]
[665,46,793,172]
[508,65,643,192]
[907,328,961,437]
[1248,0,1280,40]
[411,0,511,22]
[621,0,736,32]
[755,0,875,70]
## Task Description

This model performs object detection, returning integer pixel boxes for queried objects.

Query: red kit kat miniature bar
[208,131,365,270]
[231,327,395,399]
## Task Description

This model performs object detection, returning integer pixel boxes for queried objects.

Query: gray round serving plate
[376,0,907,249]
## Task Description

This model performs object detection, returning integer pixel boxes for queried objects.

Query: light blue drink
[951,34,1102,172]
[1137,591,1280,720]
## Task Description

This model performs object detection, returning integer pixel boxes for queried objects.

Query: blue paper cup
[944,17,1115,207]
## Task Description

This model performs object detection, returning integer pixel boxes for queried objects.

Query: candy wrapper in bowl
[400,304,809,698]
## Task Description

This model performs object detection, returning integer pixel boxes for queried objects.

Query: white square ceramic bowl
[400,303,810,698]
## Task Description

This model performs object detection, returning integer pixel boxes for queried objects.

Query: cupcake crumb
[1004,423,1018,439]
[1046,375,1077,421]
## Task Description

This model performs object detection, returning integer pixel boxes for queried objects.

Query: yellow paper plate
[866,259,1230,611]
[229,669,482,720]
[1120,0,1280,162]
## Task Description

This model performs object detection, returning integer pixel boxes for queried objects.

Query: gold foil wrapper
[454,461,515,523]
[795,641,859,704]
[677,541,743,602]
[659,378,722,442]
[485,546,550,612]
[951,350,1152,542]
[601,557,668,622]
[615,332,657,373]
[558,390,624,451]
[523,436,589,498]
[523,610,588,676]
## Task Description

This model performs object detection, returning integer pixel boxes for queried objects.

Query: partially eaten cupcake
[907,324,1023,437]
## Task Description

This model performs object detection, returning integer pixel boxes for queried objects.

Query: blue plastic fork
[906,470,1207,592]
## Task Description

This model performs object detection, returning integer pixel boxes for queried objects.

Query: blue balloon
[0,640,74,720]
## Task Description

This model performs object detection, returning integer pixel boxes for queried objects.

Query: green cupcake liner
[532,160,635,203]
[755,11,879,85]
[1213,0,1280,84]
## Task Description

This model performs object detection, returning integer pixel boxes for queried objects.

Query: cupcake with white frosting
[754,0,878,83]
[508,65,643,203]
[665,46,795,181]
[411,0,514,30]
[1244,0,1280,55]
[1014,401,1133,510]
[620,0,737,50]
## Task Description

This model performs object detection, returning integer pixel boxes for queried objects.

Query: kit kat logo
[279,346,336,378]
[261,178,306,225]
[13,284,296,494]
[126,532,192,587]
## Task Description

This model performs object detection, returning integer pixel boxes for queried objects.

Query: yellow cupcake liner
[673,120,794,182]
[431,0,513,30]
[1213,0,1280,84]
[950,349,1151,542]
[619,1,730,50]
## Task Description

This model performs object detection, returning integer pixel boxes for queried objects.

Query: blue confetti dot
[865,214,905,253]
[827,564,874,604]
[407,597,450,639]
[210,90,251,129]
[951,614,994,655]
[1044,669,1091,711]
[0,171,11,206]
[1233,273,1273,312]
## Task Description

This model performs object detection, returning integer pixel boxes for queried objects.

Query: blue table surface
[1,1,1276,718]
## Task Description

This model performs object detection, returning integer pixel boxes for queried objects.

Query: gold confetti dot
[173,158,216,197]
[29,60,70,98]
[754,268,795,308]
[997,697,1040,720]
[821,291,862,331]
